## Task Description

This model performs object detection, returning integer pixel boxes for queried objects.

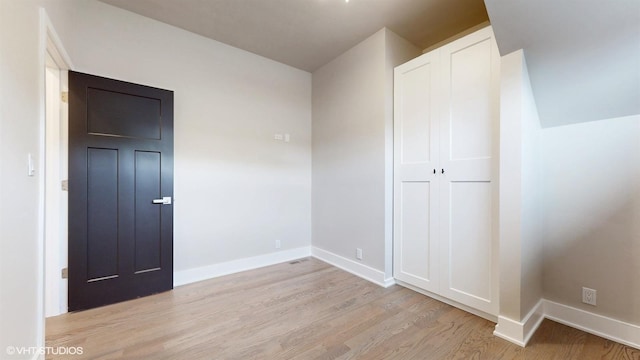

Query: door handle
[152,196,172,205]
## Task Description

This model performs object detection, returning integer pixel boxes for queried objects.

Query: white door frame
[38,6,73,339]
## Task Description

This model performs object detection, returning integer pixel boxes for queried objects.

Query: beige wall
[542,114,640,324]
[311,28,418,274]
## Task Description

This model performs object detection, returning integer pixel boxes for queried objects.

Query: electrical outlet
[356,248,363,260]
[582,287,597,306]
[275,240,281,249]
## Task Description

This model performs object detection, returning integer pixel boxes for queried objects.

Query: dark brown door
[68,71,173,311]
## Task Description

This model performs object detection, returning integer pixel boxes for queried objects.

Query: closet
[393,26,500,317]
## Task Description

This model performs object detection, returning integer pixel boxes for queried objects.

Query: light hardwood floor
[46,258,639,359]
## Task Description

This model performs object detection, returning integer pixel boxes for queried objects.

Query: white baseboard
[493,299,639,349]
[493,299,544,346]
[174,246,395,289]
[543,299,640,350]
[311,246,395,288]
[173,246,311,287]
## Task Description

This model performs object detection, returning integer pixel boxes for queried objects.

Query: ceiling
[486,0,640,127]
[99,0,489,72]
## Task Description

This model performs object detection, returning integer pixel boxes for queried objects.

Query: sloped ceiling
[485,0,640,127]
[99,0,489,72]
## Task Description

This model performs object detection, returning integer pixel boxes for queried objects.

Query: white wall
[541,114,640,325]
[312,29,386,271]
[495,49,544,345]
[312,28,418,277]
[520,52,543,317]
[1,0,311,355]
[498,49,525,321]
[1,0,50,355]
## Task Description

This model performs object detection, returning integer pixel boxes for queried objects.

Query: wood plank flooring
[46,258,639,359]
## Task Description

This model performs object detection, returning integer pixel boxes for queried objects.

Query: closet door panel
[439,27,499,315]
[395,181,439,291]
[440,32,495,166]
[397,58,437,165]
[448,38,493,160]
[446,181,493,304]
[393,52,440,292]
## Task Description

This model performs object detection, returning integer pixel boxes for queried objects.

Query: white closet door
[393,51,441,293]
[438,27,500,315]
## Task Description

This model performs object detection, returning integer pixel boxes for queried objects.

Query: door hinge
[61,91,69,103]
[61,180,69,191]
[61,267,68,279]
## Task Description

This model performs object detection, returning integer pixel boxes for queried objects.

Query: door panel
[396,181,438,291]
[398,61,435,165]
[393,51,440,291]
[86,148,119,281]
[69,71,174,311]
[447,39,493,161]
[87,87,162,139]
[447,181,493,304]
[134,151,162,273]
[438,27,499,315]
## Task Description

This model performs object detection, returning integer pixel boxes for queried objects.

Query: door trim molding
[39,5,74,352]
[40,9,74,71]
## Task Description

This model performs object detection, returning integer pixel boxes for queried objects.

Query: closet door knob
[433,169,436,174]
[441,169,445,174]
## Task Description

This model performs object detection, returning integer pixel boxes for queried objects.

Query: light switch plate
[27,153,35,176]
